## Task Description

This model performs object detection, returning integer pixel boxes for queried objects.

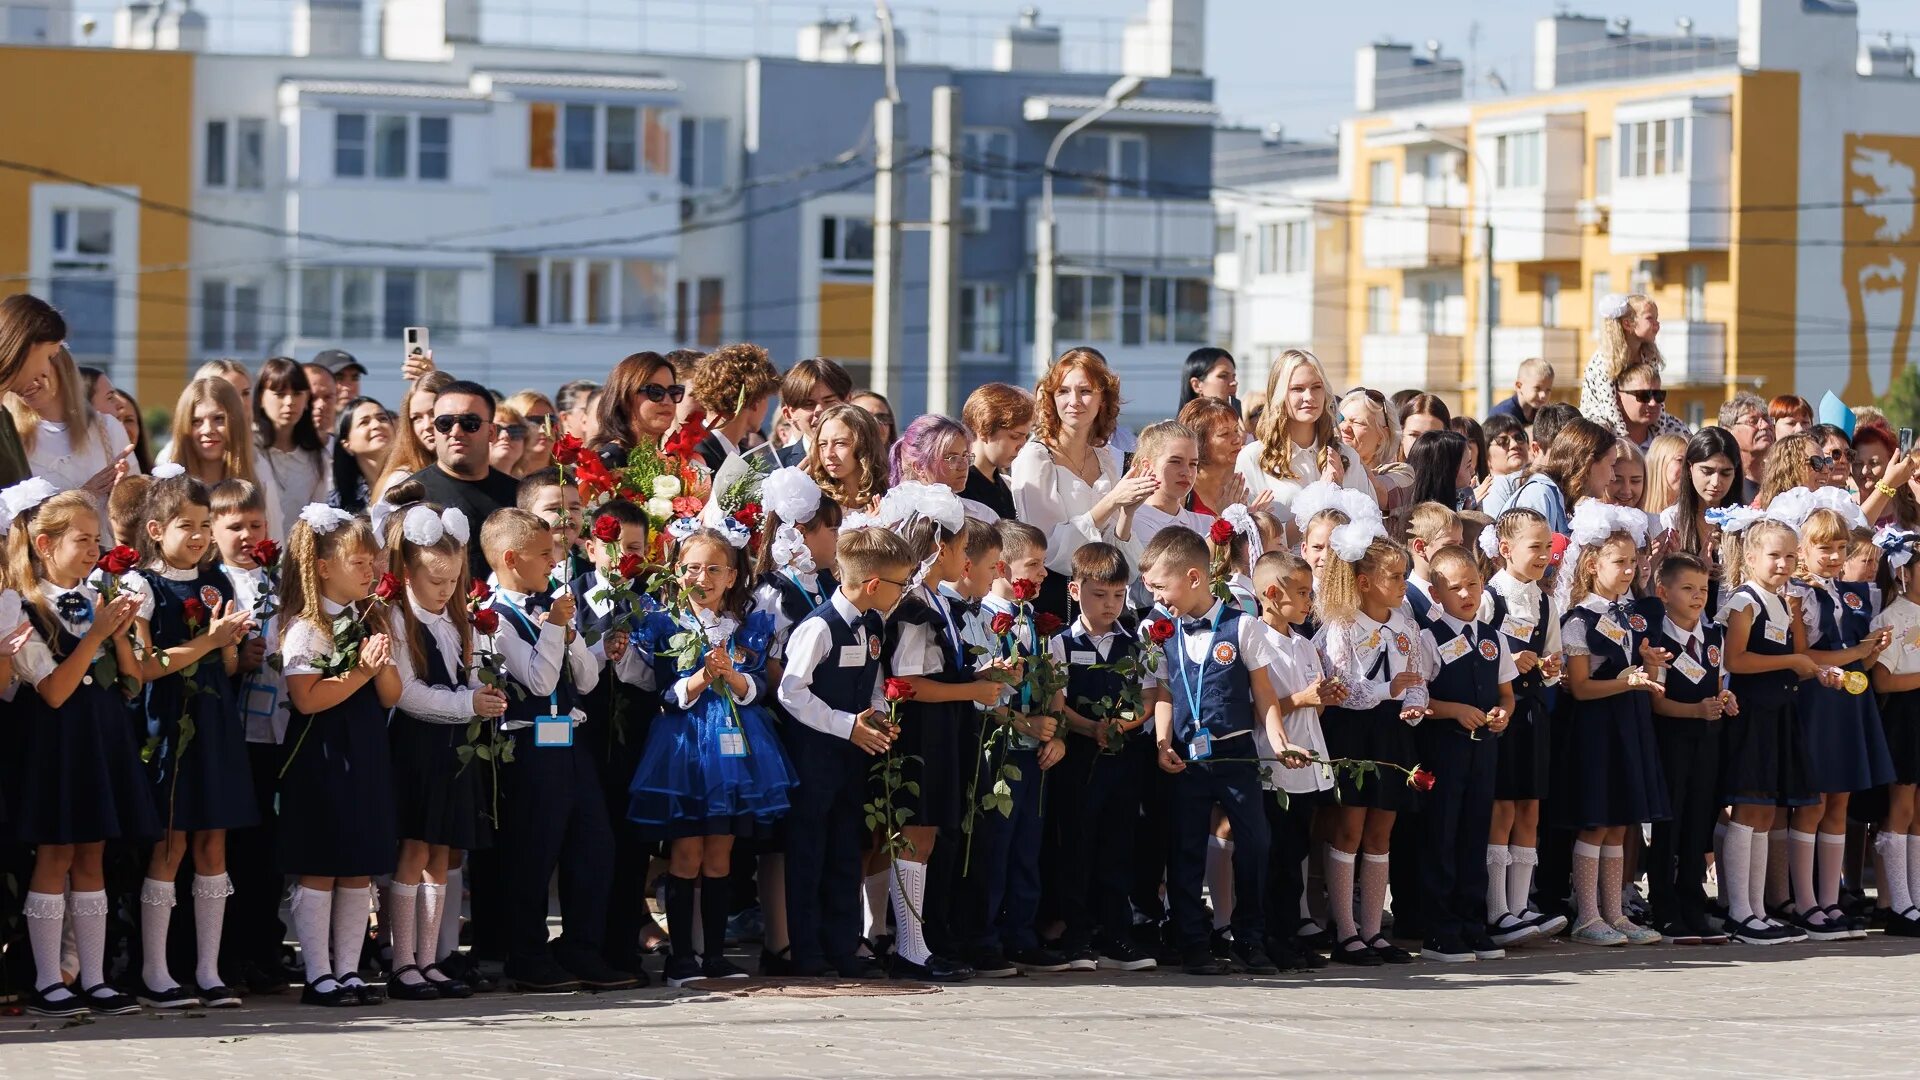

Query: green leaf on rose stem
[1271,789,1289,811]
[865,812,881,830]
[1003,764,1023,783]
[903,781,920,796]
[499,739,515,763]
[467,719,483,741]
[455,746,474,764]
[583,628,602,646]
[475,744,492,761]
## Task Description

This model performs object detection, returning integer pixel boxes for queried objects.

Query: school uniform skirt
[1719,686,1815,807]
[146,663,258,833]
[390,714,492,851]
[10,684,160,846]
[1881,690,1920,787]
[277,685,398,877]
[1799,673,1895,795]
[1494,687,1553,801]
[1322,701,1419,813]
[1553,695,1670,829]
[890,697,968,831]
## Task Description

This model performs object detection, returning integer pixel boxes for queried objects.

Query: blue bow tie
[55,591,93,626]
[860,611,885,637]
[1180,617,1214,635]
[523,591,555,617]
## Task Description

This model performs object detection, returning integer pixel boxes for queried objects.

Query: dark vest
[1564,598,1639,681]
[494,598,579,725]
[1406,584,1436,628]
[1634,597,1723,707]
[1166,606,1253,742]
[1727,584,1797,706]
[1062,622,1137,736]
[763,569,839,627]
[800,599,882,716]
[1425,615,1501,712]
[1488,586,1552,702]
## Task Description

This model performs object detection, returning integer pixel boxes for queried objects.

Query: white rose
[653,474,683,499]
[645,497,674,521]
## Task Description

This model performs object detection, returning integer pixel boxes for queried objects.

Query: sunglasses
[1622,388,1668,404]
[638,383,687,404]
[432,413,485,435]
[1808,454,1834,471]
[1491,433,1527,449]
[500,424,528,440]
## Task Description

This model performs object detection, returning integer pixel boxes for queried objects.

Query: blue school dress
[388,609,491,851]
[1797,580,1895,794]
[1719,583,1815,806]
[8,598,160,845]
[1554,595,1671,829]
[626,609,796,838]
[137,566,257,833]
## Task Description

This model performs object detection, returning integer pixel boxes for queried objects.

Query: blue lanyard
[1172,608,1222,736]
[785,570,825,610]
[925,586,962,663]
[495,600,561,718]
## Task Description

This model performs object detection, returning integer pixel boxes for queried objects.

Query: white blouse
[259,444,332,534]
[27,412,135,515]
[389,600,481,724]
[1009,440,1125,576]
[1233,436,1372,510]
[14,580,110,686]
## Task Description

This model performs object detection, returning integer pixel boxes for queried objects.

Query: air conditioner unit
[1575,198,1609,230]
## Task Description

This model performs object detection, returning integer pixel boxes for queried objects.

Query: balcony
[1490,326,1582,386]
[1361,205,1463,270]
[1360,332,1464,391]
[1028,195,1214,268]
[1607,97,1732,256]
[1659,320,1726,385]
[1473,113,1586,263]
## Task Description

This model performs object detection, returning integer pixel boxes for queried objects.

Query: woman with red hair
[1010,347,1155,573]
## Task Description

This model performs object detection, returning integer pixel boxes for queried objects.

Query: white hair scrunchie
[1478,525,1501,560]
[149,462,186,480]
[667,517,701,543]
[1289,480,1353,531]
[300,503,354,536]
[771,523,815,574]
[1706,504,1765,534]
[0,477,58,531]
[1875,524,1920,570]
[1597,292,1630,321]
[1329,516,1386,563]
[761,467,823,526]
[401,505,470,547]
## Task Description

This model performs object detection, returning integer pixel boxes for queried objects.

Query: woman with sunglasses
[330,398,395,514]
[1582,293,1689,447]
[490,404,529,478]
[253,356,334,531]
[1613,362,1686,453]
[506,391,559,476]
[593,351,683,469]
[1809,423,1858,493]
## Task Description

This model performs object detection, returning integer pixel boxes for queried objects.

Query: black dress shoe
[27,984,90,1018]
[387,967,441,1001]
[830,955,872,979]
[83,984,143,1015]
[559,953,641,991]
[890,953,974,982]
[758,946,795,976]
[194,982,244,1008]
[1229,941,1280,975]
[505,958,581,993]
[421,964,474,998]
[137,982,202,1010]
[300,977,355,1007]
[1330,936,1384,967]
[342,974,385,1005]
[1366,934,1414,964]
[1180,947,1229,976]
[701,956,750,981]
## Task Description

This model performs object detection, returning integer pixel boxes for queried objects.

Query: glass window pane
[383,270,417,339]
[1116,137,1146,196]
[335,113,366,176]
[564,104,595,171]
[1057,275,1084,340]
[301,268,334,337]
[49,277,114,358]
[374,114,408,178]
[697,278,723,347]
[236,118,266,190]
[820,217,838,262]
[51,209,68,253]
[842,218,874,263]
[1174,280,1207,343]
[699,118,726,188]
[1594,136,1612,196]
[75,210,112,256]
[522,267,541,326]
[605,105,637,174]
[958,286,978,352]
[417,116,450,181]
[979,285,1004,354]
[205,120,228,186]
[1672,117,1686,174]
[586,261,614,325]
[548,260,574,324]
[622,260,667,329]
[201,279,228,350]
[985,131,1011,203]
[646,108,676,176]
[233,285,261,351]
[1147,277,1168,343]
[678,117,697,186]
[340,268,376,338]
[1121,274,1143,346]
[1088,276,1116,341]
[529,102,556,170]
[423,270,459,339]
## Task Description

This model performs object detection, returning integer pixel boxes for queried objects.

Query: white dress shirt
[1233,437,1371,506]
[224,562,288,743]
[1256,620,1334,794]
[389,599,482,724]
[477,584,601,730]
[664,606,761,710]
[777,590,887,740]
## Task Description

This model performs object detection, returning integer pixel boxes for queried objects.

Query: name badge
[717,727,747,758]
[838,644,868,668]
[1501,617,1535,642]
[243,678,278,724]
[1672,652,1708,684]
[1070,650,1098,666]
[1361,629,1381,650]
[1598,618,1629,646]
[1438,635,1471,664]
[534,718,574,747]
[1764,624,1788,645]
[1187,730,1213,761]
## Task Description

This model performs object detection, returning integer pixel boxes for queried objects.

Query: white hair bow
[718,516,753,549]
[150,462,186,480]
[873,482,965,536]
[1478,525,1501,560]
[1566,499,1649,550]
[1806,485,1869,533]
[1329,515,1387,563]
[299,503,354,536]
[402,505,471,547]
[1597,292,1630,321]
[667,517,701,543]
[761,467,823,526]
[1218,503,1264,564]
[0,476,57,534]
[1876,525,1920,570]
[1287,480,1347,530]
[771,523,815,574]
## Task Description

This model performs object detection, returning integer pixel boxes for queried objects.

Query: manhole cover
[698,978,943,998]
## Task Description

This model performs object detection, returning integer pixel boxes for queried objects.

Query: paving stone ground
[6,936,1920,1078]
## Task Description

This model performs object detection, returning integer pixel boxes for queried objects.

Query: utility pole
[926,85,961,416]
[870,1,905,400]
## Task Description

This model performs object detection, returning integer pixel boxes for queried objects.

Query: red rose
[617,552,645,580]
[468,579,492,604]
[1146,618,1176,645]
[732,502,762,528]
[470,608,500,635]
[1407,767,1437,793]
[593,514,622,543]
[1035,612,1064,636]
[884,677,916,702]
[96,545,140,576]
[1209,518,1237,545]
[182,597,208,628]
[1011,578,1038,602]
[990,612,1016,636]
[247,539,279,567]
[552,433,583,466]
[374,572,402,603]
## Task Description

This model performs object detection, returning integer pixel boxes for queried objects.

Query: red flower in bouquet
[470,607,501,635]
[732,501,763,529]
[663,409,709,461]
[1407,766,1437,793]
[1035,612,1064,637]
[1209,518,1237,545]
[592,514,622,542]
[181,597,209,631]
[552,433,584,466]
[245,538,280,568]
[1146,618,1176,645]
[374,572,402,604]
[96,545,140,576]
[990,612,1016,636]
[1011,578,1038,602]
[573,453,616,500]
[671,495,704,518]
[616,552,645,580]
[884,677,916,702]
[468,579,492,604]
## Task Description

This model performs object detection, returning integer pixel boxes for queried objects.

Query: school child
[108,474,152,551]
[1869,526,1920,935]
[1640,553,1735,945]
[209,478,296,992]
[1250,550,1337,971]
[996,518,1072,629]
[926,518,1002,965]
[963,519,1068,977]
[1401,501,1462,623]
[277,505,401,1006]
[774,526,909,977]
[1478,507,1569,944]
[1119,420,1210,561]
[1046,542,1158,972]
[1209,505,1270,613]
[1844,527,1882,588]
[630,525,798,987]
[1718,512,1833,945]
[1313,511,1428,966]
[475,507,634,992]
[1782,496,1893,939]
[1414,545,1516,962]
[4,484,157,1017]
[961,383,1034,523]
[1140,525,1306,976]
[381,503,507,1000]
[518,467,590,583]
[862,485,993,981]
[748,467,843,975]
[121,474,257,1008]
[1557,500,1671,947]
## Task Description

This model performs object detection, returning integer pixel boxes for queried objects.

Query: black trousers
[1167,760,1269,949]
[592,685,659,968]
[497,730,613,967]
[1263,786,1320,942]
[1131,762,1173,927]
[1053,737,1151,949]
[1649,719,1721,929]
[1417,722,1499,943]
[782,727,868,968]
[223,740,288,973]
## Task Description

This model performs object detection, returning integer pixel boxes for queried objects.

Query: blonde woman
[167,376,285,537]
[373,370,455,502]
[1580,293,1689,444]
[1641,433,1689,520]
[3,345,134,509]
[194,358,254,413]
[1334,388,1415,516]
[1234,348,1372,511]
[505,390,558,475]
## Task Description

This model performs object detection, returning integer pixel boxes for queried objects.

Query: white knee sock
[291,886,334,985]
[1325,849,1358,941]
[1788,829,1819,916]
[1357,853,1390,940]
[331,886,370,981]
[438,868,463,961]
[1508,846,1539,916]
[1572,841,1602,925]
[1722,824,1753,922]
[1876,831,1911,913]
[140,878,179,991]
[70,890,109,991]
[888,861,931,966]
[417,883,445,970]
[1750,829,1772,923]
[1598,845,1625,923]
[861,870,889,943]
[24,892,68,994]
[1486,846,1512,920]
[191,873,233,989]
[389,882,421,982]
[1907,834,1920,913]
[1207,836,1235,930]
[1816,832,1846,909]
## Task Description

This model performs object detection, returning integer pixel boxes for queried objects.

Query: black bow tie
[523,591,555,617]
[1181,617,1214,635]
[860,611,885,636]
[55,590,93,625]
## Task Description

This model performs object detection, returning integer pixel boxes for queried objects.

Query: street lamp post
[1418,124,1497,417]
[1033,74,1146,377]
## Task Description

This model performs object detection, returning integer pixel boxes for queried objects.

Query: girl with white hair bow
[1867,525,1920,934]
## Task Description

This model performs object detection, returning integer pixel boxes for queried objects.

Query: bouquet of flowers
[458,578,518,824]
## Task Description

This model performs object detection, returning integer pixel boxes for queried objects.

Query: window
[201,280,228,351]
[1056,273,1114,341]
[1494,130,1541,189]
[564,104,595,171]
[301,268,333,337]
[1367,285,1392,333]
[621,261,668,329]
[1121,275,1144,345]
[50,208,113,265]
[236,119,266,190]
[1056,272,1202,344]
[584,261,615,325]
[643,107,672,175]
[494,258,667,330]
[606,105,637,173]
[530,102,671,176]
[1593,136,1612,198]
[679,117,727,190]
[1618,117,1688,179]
[233,285,261,351]
[384,270,417,339]
[529,102,557,170]
[675,280,689,342]
[299,268,460,341]
[960,128,1014,218]
[198,278,263,357]
[547,261,574,323]
[334,113,367,177]
[1541,272,1561,328]
[696,278,723,347]
[1590,270,1612,328]
[205,120,228,187]
[820,214,875,270]
[1257,220,1311,275]
[1173,279,1208,343]
[1420,280,1445,334]
[1369,159,1395,205]
[44,206,117,360]
[959,283,1005,355]
[373,114,409,179]
[1215,219,1236,255]
[1685,263,1707,320]
[1060,132,1147,197]
[417,117,450,181]
[340,268,377,338]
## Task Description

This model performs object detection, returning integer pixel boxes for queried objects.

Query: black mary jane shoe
[1329,935,1383,967]
[27,984,92,1018]
[136,982,202,1010]
[300,977,355,1008]
[193,982,244,1009]
[421,964,474,999]
[341,974,385,1005]
[83,984,143,1016]
[1365,934,1414,965]
[386,966,442,1001]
